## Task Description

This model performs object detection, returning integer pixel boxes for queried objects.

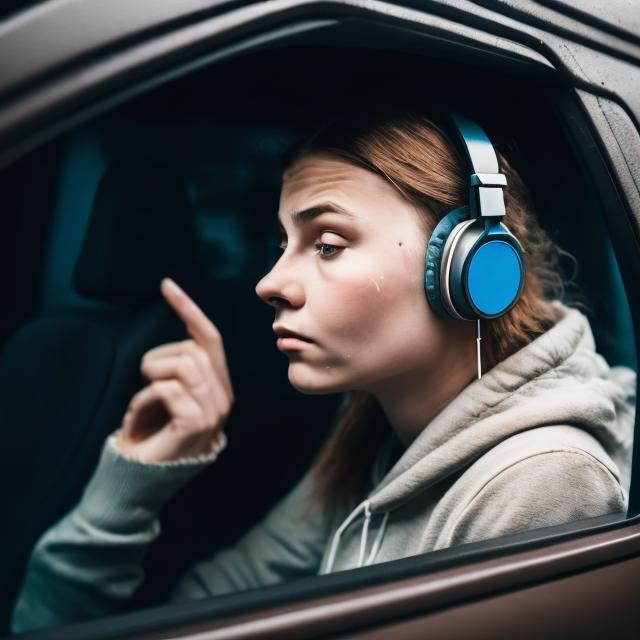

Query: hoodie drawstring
[325,499,390,573]
[325,500,366,573]
[366,510,389,565]
[357,501,372,567]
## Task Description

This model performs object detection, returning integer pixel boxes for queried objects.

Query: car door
[0,1,639,639]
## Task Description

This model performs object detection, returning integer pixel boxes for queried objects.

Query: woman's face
[255,153,469,396]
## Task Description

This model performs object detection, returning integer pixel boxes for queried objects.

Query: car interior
[0,38,636,634]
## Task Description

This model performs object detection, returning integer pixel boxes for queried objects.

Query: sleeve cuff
[107,429,228,465]
[75,430,227,533]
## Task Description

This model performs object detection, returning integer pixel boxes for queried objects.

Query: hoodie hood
[323,300,636,573]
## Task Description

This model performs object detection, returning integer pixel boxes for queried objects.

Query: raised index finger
[160,278,233,395]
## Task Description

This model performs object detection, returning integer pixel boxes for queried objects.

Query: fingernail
[163,278,180,293]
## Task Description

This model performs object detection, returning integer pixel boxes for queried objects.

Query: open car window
[0,3,638,639]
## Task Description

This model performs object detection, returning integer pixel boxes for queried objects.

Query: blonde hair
[281,109,585,516]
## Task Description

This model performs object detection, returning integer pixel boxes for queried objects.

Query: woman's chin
[287,363,348,395]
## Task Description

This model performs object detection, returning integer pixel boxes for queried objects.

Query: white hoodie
[318,299,635,572]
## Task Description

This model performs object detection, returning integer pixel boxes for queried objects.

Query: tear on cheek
[367,276,384,293]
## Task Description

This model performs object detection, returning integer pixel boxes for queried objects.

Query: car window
[1,41,636,638]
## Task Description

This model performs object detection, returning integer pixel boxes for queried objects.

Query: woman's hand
[114,277,234,463]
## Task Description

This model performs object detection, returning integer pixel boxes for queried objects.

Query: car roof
[1,0,639,36]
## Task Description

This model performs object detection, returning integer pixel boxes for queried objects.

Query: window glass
[1,44,636,637]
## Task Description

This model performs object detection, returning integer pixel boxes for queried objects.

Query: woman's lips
[276,336,312,350]
[273,325,313,347]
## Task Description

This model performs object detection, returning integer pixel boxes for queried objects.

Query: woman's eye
[277,240,343,258]
[314,242,341,258]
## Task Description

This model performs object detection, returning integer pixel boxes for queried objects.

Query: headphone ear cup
[424,206,470,321]
[462,224,526,319]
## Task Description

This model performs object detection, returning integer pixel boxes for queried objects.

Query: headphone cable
[476,319,483,379]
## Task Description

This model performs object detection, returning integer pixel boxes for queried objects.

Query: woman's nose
[255,263,305,309]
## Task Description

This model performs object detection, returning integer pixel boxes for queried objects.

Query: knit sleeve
[10,431,225,634]
[168,465,332,601]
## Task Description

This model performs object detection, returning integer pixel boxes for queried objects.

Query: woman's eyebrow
[278,202,359,230]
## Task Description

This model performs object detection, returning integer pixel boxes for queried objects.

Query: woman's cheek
[327,269,398,341]
[315,242,405,328]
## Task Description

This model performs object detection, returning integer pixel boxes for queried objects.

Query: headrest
[73,158,199,307]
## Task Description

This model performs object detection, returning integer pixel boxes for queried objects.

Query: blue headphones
[424,113,526,323]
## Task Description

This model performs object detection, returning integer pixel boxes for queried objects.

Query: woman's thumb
[118,409,136,442]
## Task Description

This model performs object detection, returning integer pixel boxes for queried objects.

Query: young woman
[11,110,636,633]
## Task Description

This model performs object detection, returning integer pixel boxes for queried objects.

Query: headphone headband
[447,113,507,220]
[424,111,526,331]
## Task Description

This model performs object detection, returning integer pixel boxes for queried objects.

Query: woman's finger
[160,278,234,398]
[140,353,230,425]
[119,380,219,462]
[143,340,212,390]
[120,384,170,443]
[141,340,232,413]
[141,353,204,389]
[148,333,232,404]
[142,379,206,427]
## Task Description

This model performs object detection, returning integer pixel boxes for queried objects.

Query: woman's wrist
[109,428,228,466]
